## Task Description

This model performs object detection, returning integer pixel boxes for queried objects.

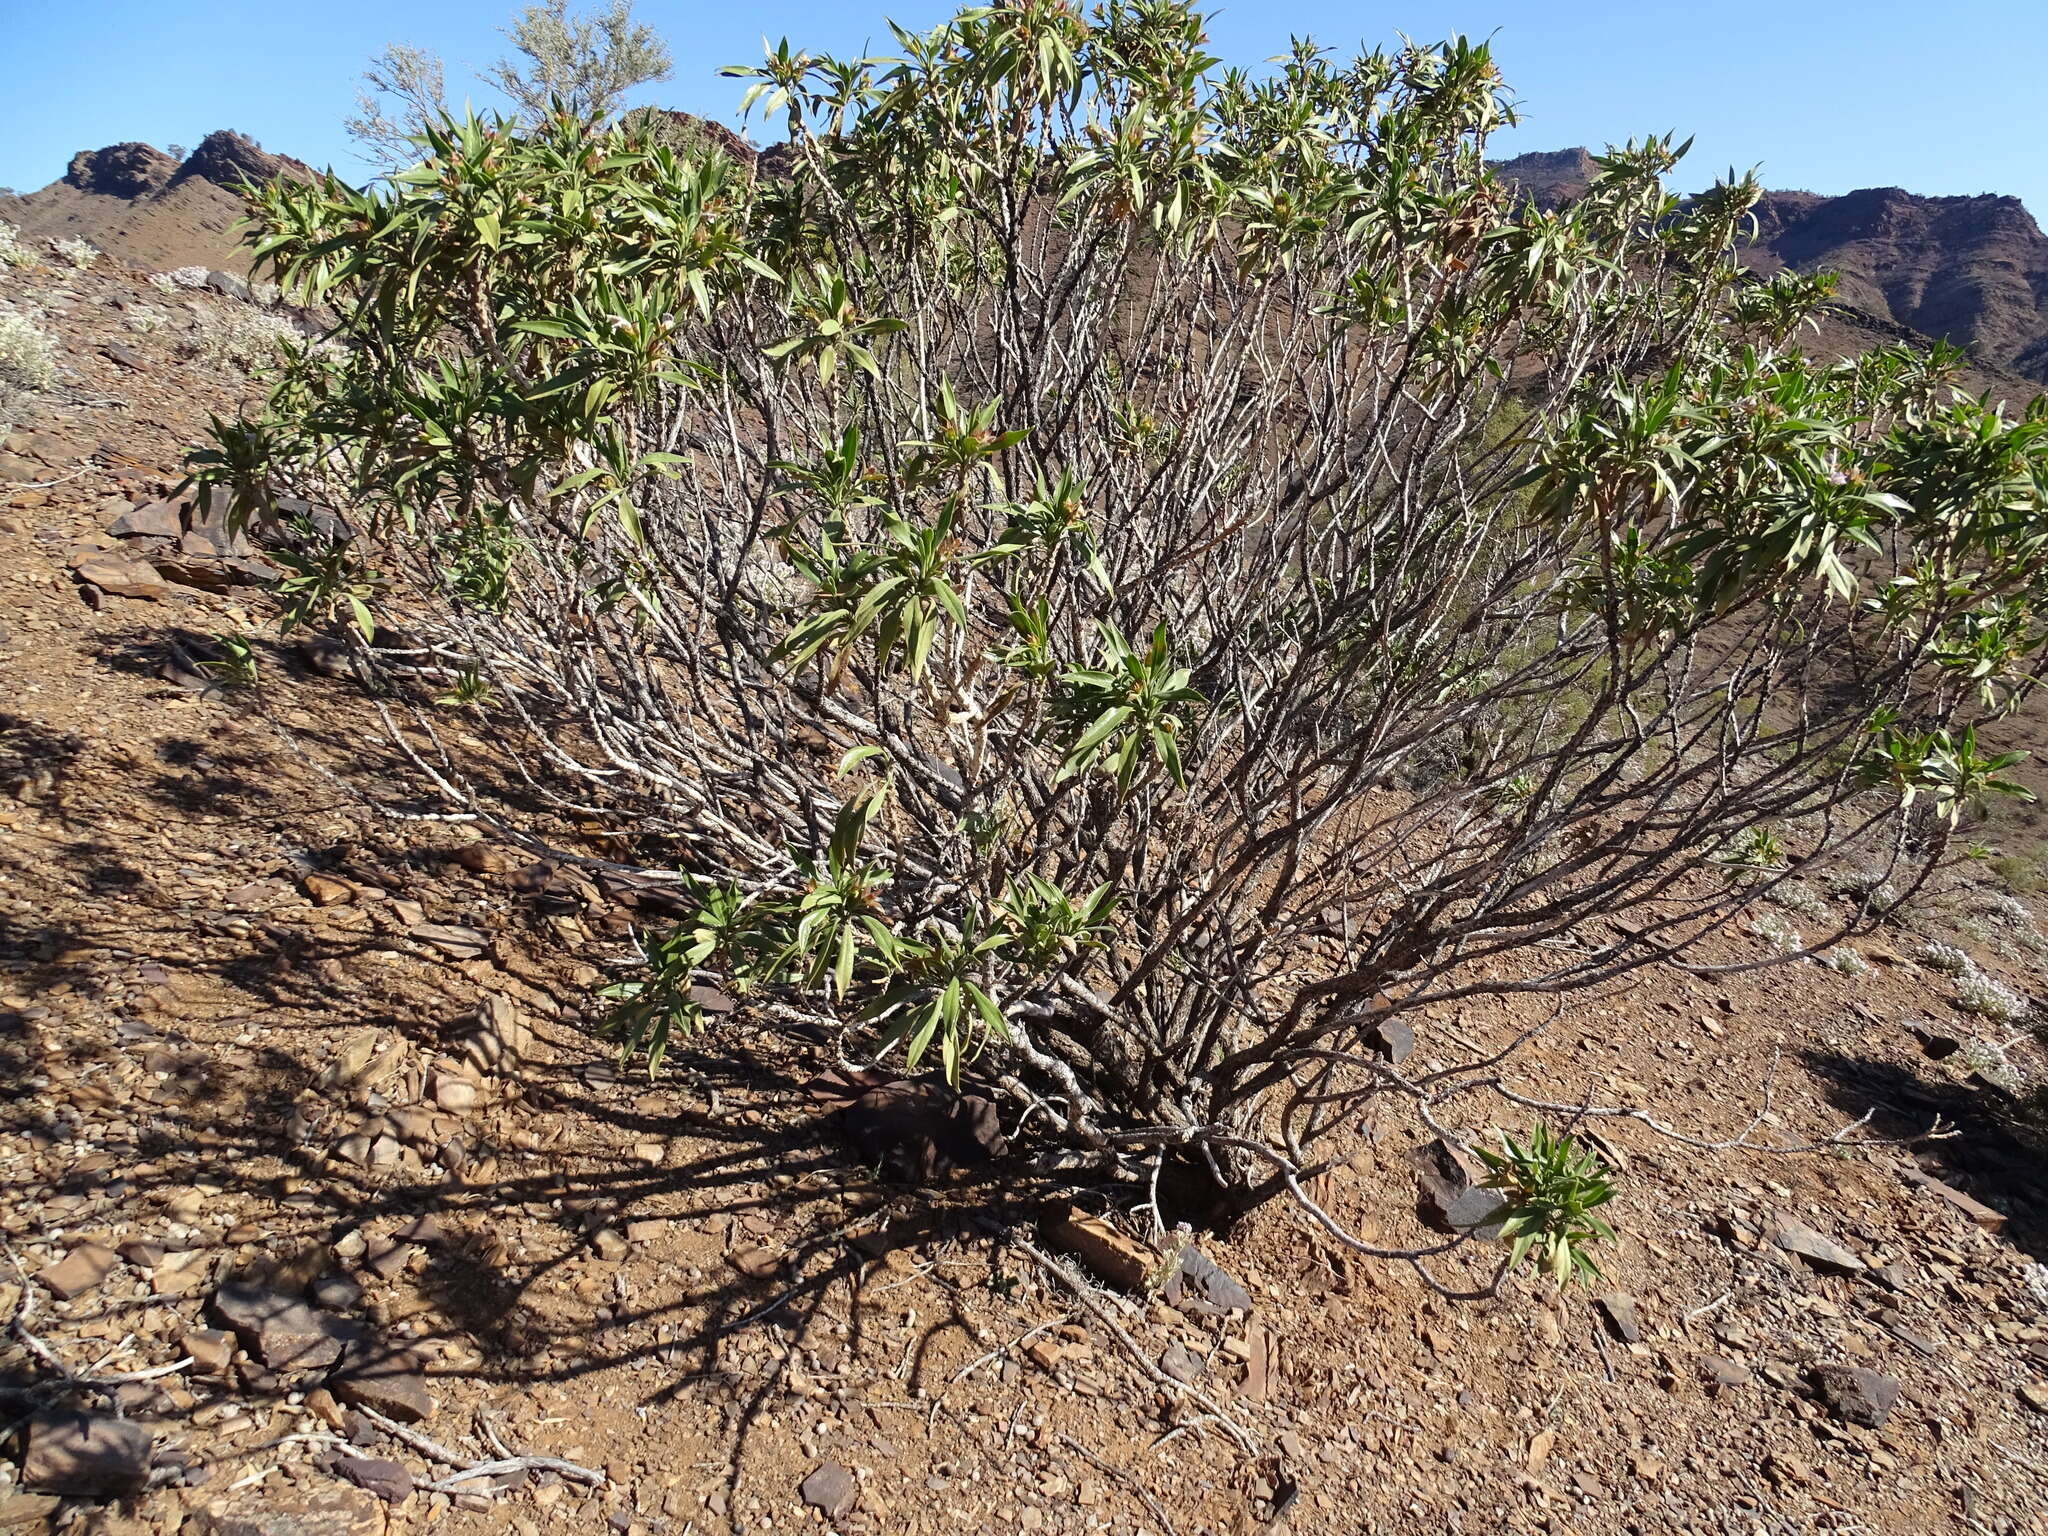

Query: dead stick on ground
[1061,1434,1179,1536]
[3,1245,193,1391]
[353,1404,605,1489]
[1013,1236,1257,1455]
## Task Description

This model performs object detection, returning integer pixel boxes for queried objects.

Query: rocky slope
[0,132,311,274]
[1494,148,2048,387]
[5,244,2048,1536]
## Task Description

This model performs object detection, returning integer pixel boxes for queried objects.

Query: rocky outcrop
[3,130,310,274]
[170,130,313,192]
[1490,147,1596,212]
[1745,185,2048,381]
[1494,147,2048,386]
[64,142,179,199]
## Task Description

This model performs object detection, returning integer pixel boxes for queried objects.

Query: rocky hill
[0,131,311,274]
[1494,148,2048,387]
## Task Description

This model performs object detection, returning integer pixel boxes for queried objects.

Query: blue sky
[5,1,2044,217]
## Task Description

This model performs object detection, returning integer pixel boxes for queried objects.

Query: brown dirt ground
[6,256,2048,1536]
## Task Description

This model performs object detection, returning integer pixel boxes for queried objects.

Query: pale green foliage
[187,305,302,372]
[346,43,450,165]
[1765,879,1832,920]
[1954,964,2029,1024]
[0,307,58,392]
[124,304,173,334]
[349,0,670,167]
[1477,1126,1617,1287]
[197,1,2048,1208]
[1827,947,1870,977]
[487,0,672,120]
[50,238,97,270]
[1917,940,1970,976]
[1961,1036,2027,1091]
[0,304,57,434]
[1750,910,1804,956]
[0,222,35,271]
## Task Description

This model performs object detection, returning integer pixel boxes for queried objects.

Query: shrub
[150,266,210,292]
[0,305,57,434]
[1476,1126,1617,1287]
[1918,941,1971,976]
[1750,910,1804,956]
[198,4,2048,1244]
[0,308,57,392]
[1765,879,1832,920]
[186,304,301,371]
[1827,867,1900,911]
[1954,965,2029,1024]
[50,238,97,270]
[124,304,173,334]
[1828,947,1870,977]
[0,222,33,271]
[349,0,670,166]
[1962,1036,2027,1091]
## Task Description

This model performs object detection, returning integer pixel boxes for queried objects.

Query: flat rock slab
[1902,1169,2007,1233]
[1162,1245,1253,1316]
[800,1462,858,1520]
[838,1079,1005,1181]
[412,922,489,959]
[70,552,167,600]
[330,1338,435,1424]
[331,1455,414,1503]
[213,1284,361,1373]
[108,499,183,538]
[1160,1342,1205,1383]
[1770,1216,1865,1273]
[22,1413,154,1496]
[461,992,530,1072]
[37,1241,118,1300]
[1365,1017,1415,1064]
[1411,1138,1506,1238]
[0,1493,63,1529]
[1043,1205,1154,1291]
[1812,1363,1900,1428]
[196,1484,387,1536]
[1597,1291,1644,1344]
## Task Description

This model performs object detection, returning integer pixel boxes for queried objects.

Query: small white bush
[50,237,97,270]
[1750,910,1803,956]
[1917,941,1970,976]
[1828,947,1870,977]
[151,265,211,291]
[1961,1036,2027,1092]
[187,304,300,371]
[0,308,58,391]
[1828,868,1898,909]
[124,303,172,334]
[1765,879,1831,919]
[1982,890,2034,927]
[1954,966,2029,1025]
[0,222,34,271]
[249,277,281,306]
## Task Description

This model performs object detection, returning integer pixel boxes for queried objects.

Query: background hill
[0,130,309,273]
[1495,147,2048,389]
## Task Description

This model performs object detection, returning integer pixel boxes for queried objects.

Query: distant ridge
[1492,148,2048,389]
[1,131,311,273]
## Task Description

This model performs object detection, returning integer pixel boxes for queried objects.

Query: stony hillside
[0,133,311,275]
[4,235,2048,1536]
[1494,148,2048,388]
